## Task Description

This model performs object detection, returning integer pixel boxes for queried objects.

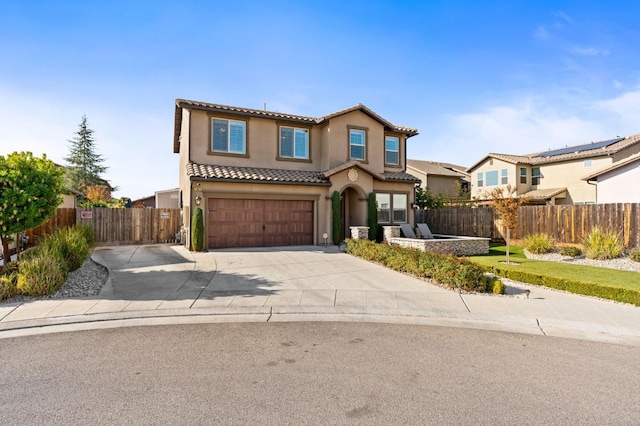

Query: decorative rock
[387,235,490,256]
[383,226,401,243]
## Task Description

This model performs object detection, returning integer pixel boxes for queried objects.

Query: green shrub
[492,279,506,294]
[345,239,494,293]
[332,191,342,245]
[16,255,68,296]
[367,192,378,241]
[36,227,90,272]
[630,248,640,263]
[484,265,640,307]
[583,226,623,260]
[523,233,556,254]
[191,207,204,251]
[560,246,582,257]
[76,224,95,247]
[0,262,20,301]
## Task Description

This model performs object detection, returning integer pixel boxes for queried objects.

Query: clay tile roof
[521,187,567,200]
[381,171,422,183]
[407,159,469,178]
[187,163,330,185]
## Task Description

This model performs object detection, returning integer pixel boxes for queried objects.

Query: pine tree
[64,115,110,192]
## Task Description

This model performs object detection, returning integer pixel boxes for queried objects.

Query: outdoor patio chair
[417,223,434,239]
[400,223,417,239]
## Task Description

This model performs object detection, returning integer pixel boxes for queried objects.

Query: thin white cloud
[552,11,574,25]
[568,46,610,56]
[533,25,549,40]
[412,88,640,168]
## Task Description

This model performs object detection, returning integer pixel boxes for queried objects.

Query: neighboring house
[131,195,155,208]
[173,99,420,249]
[582,152,640,203]
[467,134,640,205]
[60,188,83,208]
[406,159,469,198]
[155,188,180,208]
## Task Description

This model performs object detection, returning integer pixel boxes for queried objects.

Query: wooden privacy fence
[418,203,640,248]
[26,208,182,246]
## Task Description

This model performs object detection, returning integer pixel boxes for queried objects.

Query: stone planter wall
[382,226,400,242]
[387,235,490,256]
[350,226,369,240]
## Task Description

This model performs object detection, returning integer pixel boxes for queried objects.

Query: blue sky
[1,0,639,199]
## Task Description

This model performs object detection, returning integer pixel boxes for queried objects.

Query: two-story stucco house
[467,134,640,205]
[173,99,420,249]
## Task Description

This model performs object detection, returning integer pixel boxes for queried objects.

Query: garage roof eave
[189,176,332,186]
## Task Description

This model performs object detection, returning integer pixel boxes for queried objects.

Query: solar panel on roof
[534,137,624,158]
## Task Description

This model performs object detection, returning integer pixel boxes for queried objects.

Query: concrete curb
[1,306,638,346]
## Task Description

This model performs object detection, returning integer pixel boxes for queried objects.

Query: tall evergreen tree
[64,115,111,192]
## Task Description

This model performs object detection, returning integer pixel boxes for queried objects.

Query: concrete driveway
[1,244,640,346]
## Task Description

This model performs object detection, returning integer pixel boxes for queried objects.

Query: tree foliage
[415,186,446,209]
[0,152,64,264]
[191,207,204,251]
[332,191,342,245]
[64,115,111,192]
[82,185,112,207]
[367,192,378,241]
[487,184,530,264]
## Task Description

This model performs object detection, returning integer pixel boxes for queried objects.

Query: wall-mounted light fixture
[195,195,202,205]
[411,203,419,209]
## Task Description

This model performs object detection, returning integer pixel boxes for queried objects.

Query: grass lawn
[469,244,640,291]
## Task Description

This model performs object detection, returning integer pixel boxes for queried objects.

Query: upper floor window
[501,168,508,185]
[520,167,527,184]
[583,160,592,168]
[532,167,541,185]
[212,118,246,154]
[486,170,499,186]
[349,128,366,161]
[280,126,309,159]
[477,172,484,187]
[385,136,399,165]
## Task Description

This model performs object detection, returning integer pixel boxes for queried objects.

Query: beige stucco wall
[155,189,179,208]
[595,160,640,203]
[537,158,611,203]
[59,194,76,208]
[470,158,518,198]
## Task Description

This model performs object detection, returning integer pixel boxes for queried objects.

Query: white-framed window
[349,128,366,160]
[212,118,246,154]
[279,126,309,159]
[532,167,541,185]
[385,136,399,165]
[477,172,484,187]
[486,170,498,186]
[376,193,390,223]
[501,168,508,185]
[376,192,407,224]
[520,167,527,184]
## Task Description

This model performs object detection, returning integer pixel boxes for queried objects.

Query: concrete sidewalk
[1,244,639,346]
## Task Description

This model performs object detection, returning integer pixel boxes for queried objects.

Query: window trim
[477,172,484,188]
[208,115,249,158]
[276,123,312,163]
[501,168,508,185]
[520,167,527,184]
[375,191,408,224]
[384,134,401,167]
[348,126,368,163]
[532,167,541,186]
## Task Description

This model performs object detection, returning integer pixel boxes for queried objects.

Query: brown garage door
[207,199,314,249]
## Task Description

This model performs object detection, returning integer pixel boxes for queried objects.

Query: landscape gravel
[0,255,109,304]
[524,250,640,273]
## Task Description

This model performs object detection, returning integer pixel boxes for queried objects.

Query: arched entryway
[340,186,367,240]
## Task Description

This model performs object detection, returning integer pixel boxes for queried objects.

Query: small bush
[492,279,506,294]
[583,226,623,260]
[630,248,640,263]
[345,239,494,293]
[16,255,68,296]
[0,262,20,301]
[191,207,204,251]
[523,233,556,254]
[560,246,582,257]
[36,227,90,272]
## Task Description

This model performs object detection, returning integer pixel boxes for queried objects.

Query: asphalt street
[1,322,639,425]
